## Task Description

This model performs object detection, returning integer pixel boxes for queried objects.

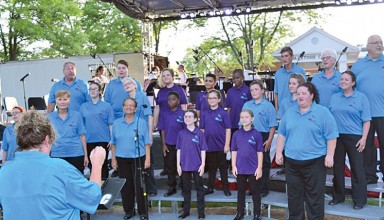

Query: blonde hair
[55,90,70,99]
[158,68,175,88]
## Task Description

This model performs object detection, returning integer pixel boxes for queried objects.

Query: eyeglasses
[89,88,99,91]
[11,112,21,116]
[184,115,194,119]
[208,97,219,100]
[368,41,383,46]
[321,56,334,61]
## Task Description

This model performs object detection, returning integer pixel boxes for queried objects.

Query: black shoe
[328,199,343,206]
[164,187,177,197]
[253,215,262,220]
[353,204,364,210]
[123,213,135,219]
[204,188,214,195]
[178,212,190,219]
[224,189,232,196]
[160,170,167,176]
[260,192,269,198]
[233,213,244,220]
[198,214,205,220]
[366,179,378,184]
[139,215,148,220]
[111,170,119,178]
[276,168,285,175]
[148,192,157,197]
[246,190,252,196]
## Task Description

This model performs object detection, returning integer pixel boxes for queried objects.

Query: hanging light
[189,12,196,18]
[235,7,242,13]
[245,6,251,13]
[180,12,187,19]
[224,8,233,15]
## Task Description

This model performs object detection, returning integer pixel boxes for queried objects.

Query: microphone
[342,47,348,53]
[20,73,30,81]
[90,54,96,59]
[299,51,305,58]
[51,78,59,82]
[192,49,199,54]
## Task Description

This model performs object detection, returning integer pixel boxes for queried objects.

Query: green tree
[81,0,142,54]
[183,10,323,74]
[0,0,84,61]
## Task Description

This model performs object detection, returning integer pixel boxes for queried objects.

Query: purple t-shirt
[195,91,208,118]
[231,128,263,175]
[158,108,185,145]
[176,127,208,171]
[226,84,252,128]
[200,107,231,152]
[156,84,188,115]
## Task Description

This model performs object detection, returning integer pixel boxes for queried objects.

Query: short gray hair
[321,48,337,59]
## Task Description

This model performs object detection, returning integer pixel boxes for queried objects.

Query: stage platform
[83,213,276,220]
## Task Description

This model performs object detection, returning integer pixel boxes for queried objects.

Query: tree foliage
[0,0,143,61]
[183,10,323,77]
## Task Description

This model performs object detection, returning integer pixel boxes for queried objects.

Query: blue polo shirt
[104,77,143,119]
[80,100,114,143]
[279,102,338,160]
[158,108,185,145]
[133,91,152,122]
[311,69,342,108]
[1,124,17,161]
[200,107,231,152]
[351,54,384,117]
[277,96,297,119]
[274,64,306,108]
[156,84,188,115]
[111,116,150,158]
[329,90,371,135]
[48,111,86,157]
[226,84,252,128]
[48,77,90,112]
[176,128,208,172]
[0,151,101,219]
[241,98,278,133]
[231,128,263,175]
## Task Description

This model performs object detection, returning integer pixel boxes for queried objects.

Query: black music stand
[86,178,126,220]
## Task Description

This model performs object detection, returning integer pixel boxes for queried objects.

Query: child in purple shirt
[200,89,231,196]
[158,92,185,197]
[176,110,208,219]
[226,69,252,134]
[231,109,263,220]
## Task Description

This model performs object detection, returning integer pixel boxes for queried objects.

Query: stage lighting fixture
[235,8,242,13]
[189,12,196,18]
[346,0,352,4]
[369,0,375,2]
[199,11,206,16]
[245,6,251,13]
[335,0,341,4]
[224,8,232,15]
[180,13,187,18]
[208,10,215,16]
[215,10,223,15]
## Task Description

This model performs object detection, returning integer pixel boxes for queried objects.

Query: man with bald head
[351,35,384,184]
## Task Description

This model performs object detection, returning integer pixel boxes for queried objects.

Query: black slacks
[364,117,384,182]
[206,151,229,190]
[87,142,109,179]
[61,156,84,173]
[237,174,261,216]
[116,156,147,216]
[333,134,366,205]
[259,132,271,195]
[181,171,205,217]
[164,144,177,188]
[286,156,326,220]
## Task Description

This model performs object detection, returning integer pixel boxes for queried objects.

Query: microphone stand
[335,47,348,69]
[296,51,305,65]
[20,73,30,109]
[135,105,149,219]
